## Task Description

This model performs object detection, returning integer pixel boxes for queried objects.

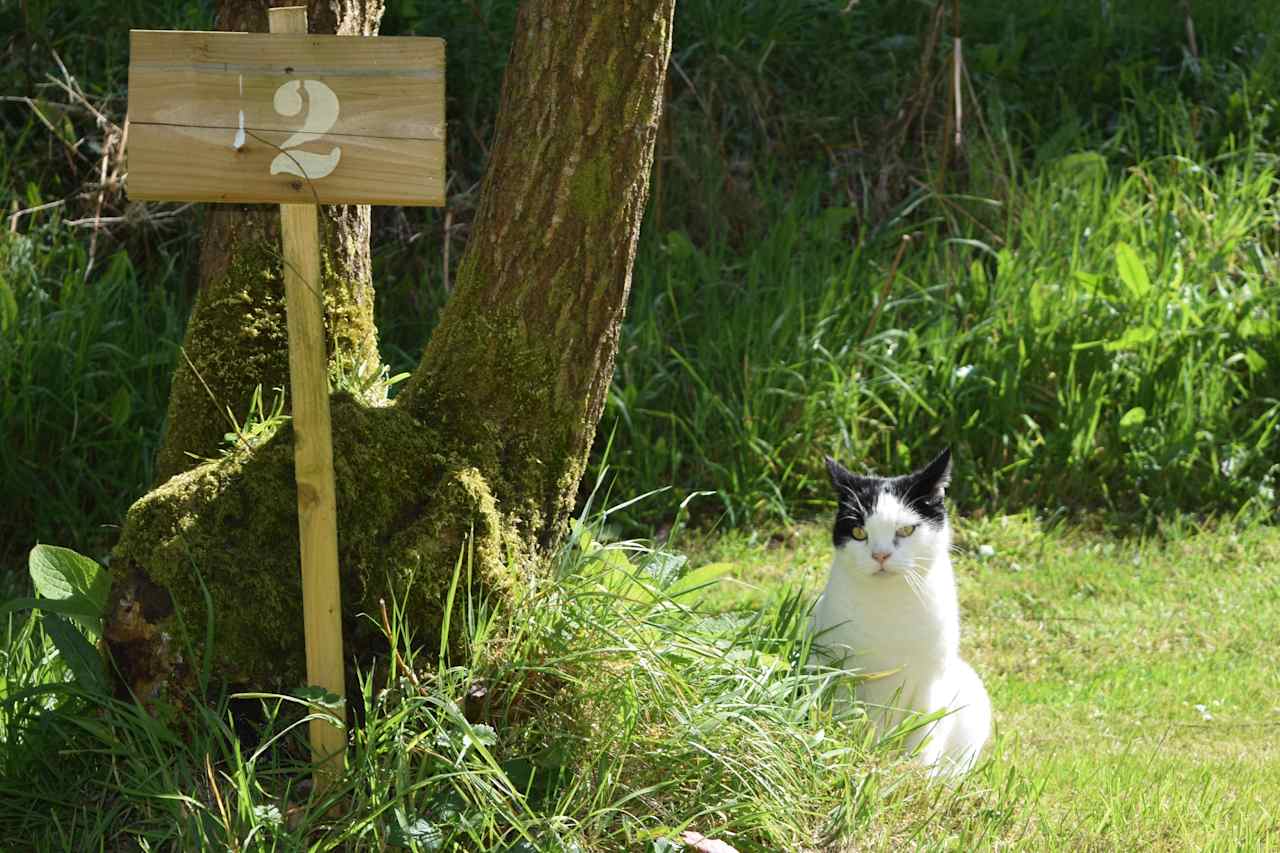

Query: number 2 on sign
[270,79,342,180]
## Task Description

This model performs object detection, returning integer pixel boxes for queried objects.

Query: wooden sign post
[127,8,444,791]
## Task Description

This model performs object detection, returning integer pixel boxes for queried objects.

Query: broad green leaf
[602,571,656,606]
[1104,325,1157,351]
[969,259,987,285]
[1072,270,1104,295]
[663,230,696,260]
[388,817,442,850]
[0,597,108,621]
[1239,316,1273,339]
[995,248,1015,280]
[252,805,283,828]
[466,722,498,747]
[1055,151,1107,176]
[667,562,736,599]
[42,614,107,694]
[28,544,109,638]
[1119,407,1147,430]
[1113,242,1151,300]
[108,386,132,427]
[645,552,688,588]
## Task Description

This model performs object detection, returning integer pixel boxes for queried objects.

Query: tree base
[106,394,526,698]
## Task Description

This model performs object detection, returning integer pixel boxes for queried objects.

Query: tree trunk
[397,0,673,555]
[153,0,386,483]
[106,0,675,698]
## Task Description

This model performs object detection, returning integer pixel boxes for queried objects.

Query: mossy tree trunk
[397,0,674,555]
[107,0,675,698]
[154,0,385,483]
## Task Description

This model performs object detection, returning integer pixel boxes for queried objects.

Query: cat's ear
[915,447,952,496]
[825,455,854,491]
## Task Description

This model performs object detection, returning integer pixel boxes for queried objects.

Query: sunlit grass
[691,514,1280,849]
[964,515,1280,849]
[0,506,1028,851]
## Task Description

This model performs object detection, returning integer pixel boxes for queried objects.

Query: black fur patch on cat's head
[825,456,880,547]
[888,447,951,525]
[825,448,952,547]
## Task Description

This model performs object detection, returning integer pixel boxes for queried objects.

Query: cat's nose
[872,551,890,564]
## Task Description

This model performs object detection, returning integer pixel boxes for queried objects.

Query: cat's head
[824,448,952,580]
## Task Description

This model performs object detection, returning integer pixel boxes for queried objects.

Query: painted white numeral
[269,79,342,180]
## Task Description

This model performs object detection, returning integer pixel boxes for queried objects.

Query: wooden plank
[129,30,444,82]
[281,201,347,786]
[128,32,444,140]
[126,124,444,205]
[270,6,347,792]
[127,26,444,206]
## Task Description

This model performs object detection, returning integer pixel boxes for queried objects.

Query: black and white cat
[811,448,991,775]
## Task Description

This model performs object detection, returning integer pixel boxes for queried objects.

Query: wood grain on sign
[127,30,444,205]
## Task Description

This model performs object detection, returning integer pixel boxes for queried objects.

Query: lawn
[4,512,1276,850]
[693,513,1280,849]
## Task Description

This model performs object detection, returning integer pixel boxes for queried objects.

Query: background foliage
[3,0,1279,572]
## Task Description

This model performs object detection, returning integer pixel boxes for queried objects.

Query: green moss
[157,210,384,481]
[405,290,583,539]
[568,154,613,220]
[114,395,530,691]
[155,223,290,482]
[319,215,384,406]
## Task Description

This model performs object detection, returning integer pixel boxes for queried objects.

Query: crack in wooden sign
[127,30,445,206]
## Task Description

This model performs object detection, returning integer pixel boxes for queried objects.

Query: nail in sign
[127,30,444,206]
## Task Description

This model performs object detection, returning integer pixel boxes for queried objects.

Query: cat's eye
[896,525,917,537]
[850,526,867,541]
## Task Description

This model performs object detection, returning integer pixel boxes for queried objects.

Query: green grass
[0,502,1036,851]
[4,2,1280,846]
[966,515,1280,849]
[690,513,1280,849]
[607,95,1280,529]
[0,225,190,573]
[600,0,1280,528]
[4,501,1276,849]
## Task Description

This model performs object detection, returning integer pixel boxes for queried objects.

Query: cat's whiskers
[894,561,930,606]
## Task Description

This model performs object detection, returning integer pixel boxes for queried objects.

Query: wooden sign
[127,30,444,205]
[126,8,448,794]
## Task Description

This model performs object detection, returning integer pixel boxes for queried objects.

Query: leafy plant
[0,544,110,693]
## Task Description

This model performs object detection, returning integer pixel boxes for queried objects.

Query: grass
[966,514,1280,848]
[690,511,1280,849]
[3,498,1276,849]
[607,73,1280,528]
[4,0,1280,566]
[0,224,190,572]
[0,499,1035,851]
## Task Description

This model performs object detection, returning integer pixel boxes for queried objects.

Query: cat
[810,447,991,776]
